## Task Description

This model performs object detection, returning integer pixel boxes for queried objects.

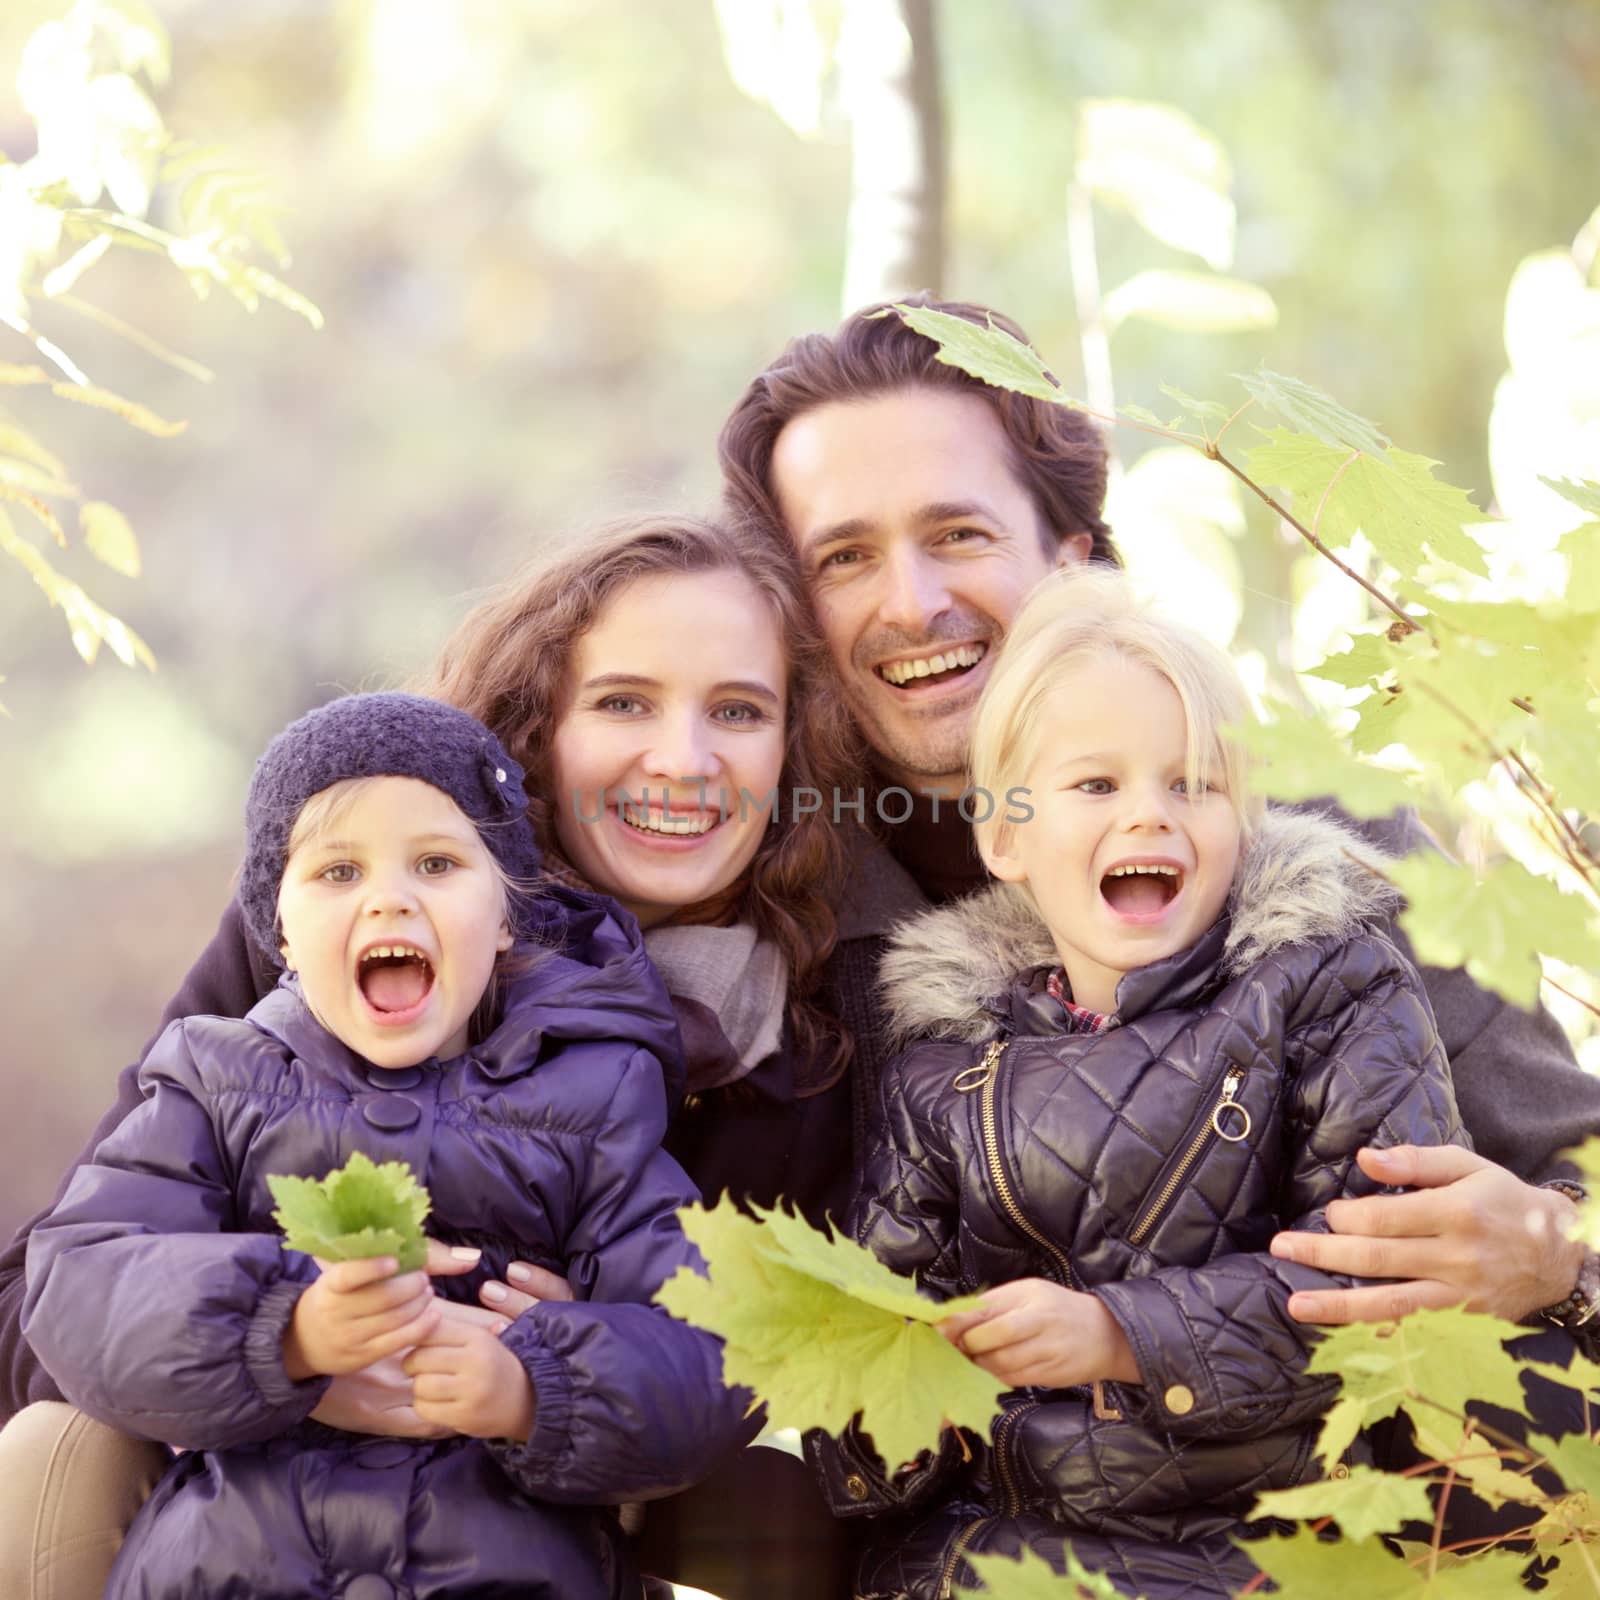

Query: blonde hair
[968,566,1259,860]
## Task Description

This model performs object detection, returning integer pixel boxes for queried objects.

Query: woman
[0,513,867,1600]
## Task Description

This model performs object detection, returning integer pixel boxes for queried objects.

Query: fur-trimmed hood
[880,807,1399,1044]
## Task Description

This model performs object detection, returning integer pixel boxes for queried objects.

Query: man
[717,293,1600,1342]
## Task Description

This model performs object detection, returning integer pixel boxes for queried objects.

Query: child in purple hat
[23,692,747,1600]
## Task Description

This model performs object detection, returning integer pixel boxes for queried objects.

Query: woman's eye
[941,526,987,546]
[713,702,768,726]
[597,694,645,715]
[818,548,862,572]
[417,854,457,876]
[1075,778,1114,796]
[320,863,358,884]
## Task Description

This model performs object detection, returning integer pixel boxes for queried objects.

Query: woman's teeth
[620,810,716,836]
[878,643,986,686]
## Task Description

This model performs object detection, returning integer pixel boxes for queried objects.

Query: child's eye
[1074,778,1115,796]
[417,854,458,876]
[320,862,359,885]
[1172,778,1213,797]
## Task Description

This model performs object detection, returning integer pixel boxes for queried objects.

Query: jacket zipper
[936,1515,993,1600]
[1127,1066,1250,1247]
[954,1040,1081,1291]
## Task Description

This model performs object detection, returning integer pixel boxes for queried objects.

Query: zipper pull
[953,1038,1004,1094]
[1210,1068,1251,1143]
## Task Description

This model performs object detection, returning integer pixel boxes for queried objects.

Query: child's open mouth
[357,944,436,1019]
[1099,863,1184,920]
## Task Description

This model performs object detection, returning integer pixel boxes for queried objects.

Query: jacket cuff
[243,1272,329,1413]
[487,1313,574,1489]
[1092,1278,1218,1430]
[803,1421,965,1517]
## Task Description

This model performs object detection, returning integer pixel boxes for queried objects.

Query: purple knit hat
[239,692,542,964]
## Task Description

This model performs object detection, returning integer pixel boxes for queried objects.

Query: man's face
[770,386,1089,791]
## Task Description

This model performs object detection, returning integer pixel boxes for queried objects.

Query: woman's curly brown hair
[418,513,864,1092]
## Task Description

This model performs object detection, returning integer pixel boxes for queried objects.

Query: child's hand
[937,1279,1140,1389]
[283,1257,441,1380]
[403,1317,536,1441]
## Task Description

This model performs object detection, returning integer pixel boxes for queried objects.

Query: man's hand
[284,1258,441,1380]
[479,1260,574,1318]
[935,1279,1140,1389]
[403,1318,535,1440]
[311,1301,511,1436]
[1270,1146,1585,1325]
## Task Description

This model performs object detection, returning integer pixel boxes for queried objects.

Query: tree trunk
[838,0,945,313]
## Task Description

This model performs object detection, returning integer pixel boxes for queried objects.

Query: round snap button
[362,1094,421,1132]
[343,1577,394,1600]
[355,1441,413,1470]
[366,1066,421,1091]
[1163,1384,1196,1416]
[844,1472,870,1501]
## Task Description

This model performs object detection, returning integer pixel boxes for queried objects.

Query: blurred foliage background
[3,0,1597,1238]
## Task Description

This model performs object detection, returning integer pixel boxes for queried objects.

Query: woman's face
[549,569,789,927]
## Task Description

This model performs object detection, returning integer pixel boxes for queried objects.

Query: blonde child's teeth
[1107,865,1180,878]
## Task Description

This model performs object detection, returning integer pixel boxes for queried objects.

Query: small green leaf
[1558,522,1600,612]
[268,1151,431,1272]
[1243,1526,1533,1597]
[1303,632,1396,690]
[1555,1137,1600,1253]
[1117,401,1172,427]
[1253,1465,1434,1542]
[888,304,1065,403]
[657,1199,1005,1470]
[956,1543,1123,1599]
[1103,270,1277,334]
[1235,367,1392,461]
[1528,1432,1600,1504]
[1232,708,1419,819]
[80,501,140,576]
[1390,855,1599,1011]
[1244,430,1490,578]
[1157,382,1232,424]
[1540,476,1600,519]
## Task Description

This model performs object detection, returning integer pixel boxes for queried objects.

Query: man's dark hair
[718,293,1119,564]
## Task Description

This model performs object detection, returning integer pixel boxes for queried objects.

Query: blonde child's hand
[403,1317,536,1441]
[937,1278,1140,1390]
[283,1257,441,1380]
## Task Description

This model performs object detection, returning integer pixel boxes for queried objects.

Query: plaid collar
[1045,969,1111,1034]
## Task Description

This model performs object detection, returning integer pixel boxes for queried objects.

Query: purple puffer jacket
[23,899,751,1600]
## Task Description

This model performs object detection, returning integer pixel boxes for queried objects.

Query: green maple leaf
[1389,855,1599,1012]
[1158,381,1232,426]
[1558,522,1600,612]
[1244,1527,1533,1597]
[1252,1464,1434,1542]
[1526,682,1600,821]
[1307,1309,1530,1467]
[1244,430,1490,578]
[888,303,1067,403]
[656,1199,1004,1469]
[1234,367,1393,460]
[1529,1432,1600,1505]
[1231,707,1419,819]
[268,1151,430,1272]
[1302,631,1398,691]
[956,1544,1127,1599]
[1541,477,1600,520]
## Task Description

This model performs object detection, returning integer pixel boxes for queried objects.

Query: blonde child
[813,569,1465,1598]
[24,692,747,1599]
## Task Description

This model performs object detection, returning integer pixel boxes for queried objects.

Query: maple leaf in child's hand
[655,1198,1005,1471]
[268,1151,431,1272]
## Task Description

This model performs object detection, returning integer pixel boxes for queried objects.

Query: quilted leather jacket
[812,809,1466,1599]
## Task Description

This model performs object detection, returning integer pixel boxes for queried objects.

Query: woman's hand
[478,1260,575,1318]
[404,1319,536,1441]
[937,1279,1140,1389]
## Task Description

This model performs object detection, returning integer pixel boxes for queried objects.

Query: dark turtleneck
[877,785,991,905]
